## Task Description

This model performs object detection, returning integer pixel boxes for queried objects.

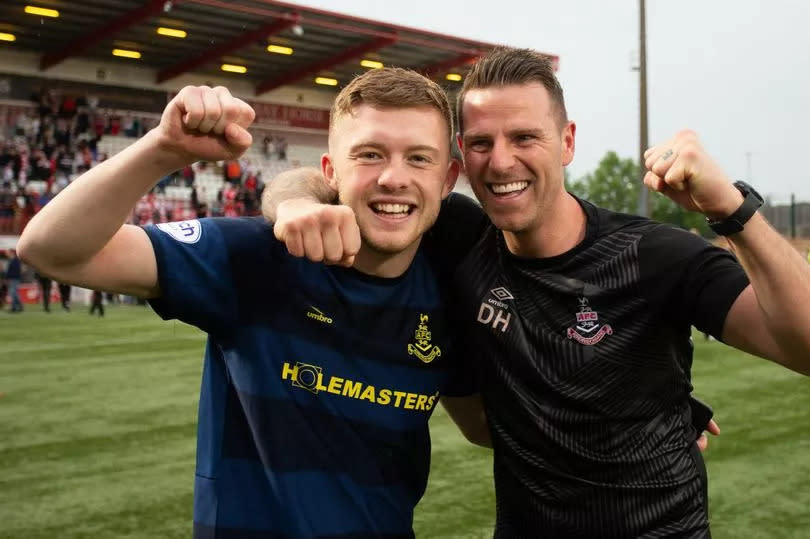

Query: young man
[264,47,810,537]
[18,69,487,538]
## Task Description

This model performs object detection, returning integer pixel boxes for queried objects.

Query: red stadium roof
[0,0,558,96]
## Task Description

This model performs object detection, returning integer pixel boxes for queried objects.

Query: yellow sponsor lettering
[315,372,328,392]
[327,376,344,394]
[360,385,376,402]
[282,362,441,413]
[426,394,437,411]
[377,389,392,405]
[342,380,362,399]
[281,362,298,380]
[393,391,407,408]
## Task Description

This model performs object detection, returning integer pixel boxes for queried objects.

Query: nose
[377,159,411,190]
[488,137,516,175]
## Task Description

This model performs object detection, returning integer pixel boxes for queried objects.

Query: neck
[503,192,587,259]
[352,240,420,278]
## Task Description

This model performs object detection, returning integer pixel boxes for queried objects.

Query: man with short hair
[18,69,487,538]
[264,47,810,537]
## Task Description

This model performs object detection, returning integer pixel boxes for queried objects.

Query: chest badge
[566,297,613,345]
[408,314,442,363]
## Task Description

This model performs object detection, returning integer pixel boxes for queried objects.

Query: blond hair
[330,67,453,148]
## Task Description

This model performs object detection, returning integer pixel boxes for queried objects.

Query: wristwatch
[706,181,763,236]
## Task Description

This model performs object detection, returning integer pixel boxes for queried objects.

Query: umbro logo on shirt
[490,287,514,301]
[306,306,333,324]
[477,287,514,333]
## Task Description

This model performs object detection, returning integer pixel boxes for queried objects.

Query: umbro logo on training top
[306,306,333,324]
[490,287,514,301]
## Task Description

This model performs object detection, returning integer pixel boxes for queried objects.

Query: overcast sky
[292,0,810,203]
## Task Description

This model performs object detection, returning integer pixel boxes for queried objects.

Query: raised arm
[17,86,254,298]
[644,130,810,375]
[262,166,336,222]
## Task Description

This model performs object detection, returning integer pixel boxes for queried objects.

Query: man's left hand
[643,130,743,220]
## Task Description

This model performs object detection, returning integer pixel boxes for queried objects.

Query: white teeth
[491,181,528,194]
[373,203,411,214]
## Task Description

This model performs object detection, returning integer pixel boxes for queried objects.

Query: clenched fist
[274,199,361,267]
[154,85,256,166]
[643,130,744,219]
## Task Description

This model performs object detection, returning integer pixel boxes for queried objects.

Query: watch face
[734,181,764,204]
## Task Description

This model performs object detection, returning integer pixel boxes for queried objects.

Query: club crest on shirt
[408,314,442,363]
[156,220,202,244]
[566,297,613,345]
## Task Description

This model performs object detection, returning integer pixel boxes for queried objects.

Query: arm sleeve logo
[156,220,202,244]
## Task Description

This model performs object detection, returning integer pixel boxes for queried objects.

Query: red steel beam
[421,53,480,78]
[157,15,300,83]
[187,0,488,56]
[40,0,180,70]
[255,36,396,96]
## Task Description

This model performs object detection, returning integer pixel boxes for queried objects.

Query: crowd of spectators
[0,89,159,235]
[1,89,281,234]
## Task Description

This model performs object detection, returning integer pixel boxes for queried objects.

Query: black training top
[428,193,749,538]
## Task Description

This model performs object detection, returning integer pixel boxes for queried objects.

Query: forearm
[18,130,183,270]
[728,213,810,370]
[261,166,336,223]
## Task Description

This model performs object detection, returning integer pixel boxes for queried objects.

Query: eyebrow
[349,141,441,155]
[463,128,545,142]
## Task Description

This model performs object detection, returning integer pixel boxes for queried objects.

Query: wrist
[703,187,745,220]
[140,128,192,174]
[706,181,764,236]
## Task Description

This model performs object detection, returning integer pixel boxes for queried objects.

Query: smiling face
[323,103,457,262]
[460,82,575,238]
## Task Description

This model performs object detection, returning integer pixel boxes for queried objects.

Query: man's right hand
[274,199,360,267]
[153,85,255,168]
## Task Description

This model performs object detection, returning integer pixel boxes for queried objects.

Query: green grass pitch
[1,306,808,538]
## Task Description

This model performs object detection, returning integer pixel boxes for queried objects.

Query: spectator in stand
[33,149,51,183]
[276,136,288,160]
[224,159,242,185]
[59,95,77,118]
[5,249,23,313]
[262,135,272,158]
[181,164,195,187]
[93,113,106,139]
[110,115,121,136]
[1,181,17,234]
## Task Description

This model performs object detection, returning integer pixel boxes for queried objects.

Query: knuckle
[681,146,700,161]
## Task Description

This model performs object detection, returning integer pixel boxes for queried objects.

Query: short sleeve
[143,217,281,336]
[639,225,749,340]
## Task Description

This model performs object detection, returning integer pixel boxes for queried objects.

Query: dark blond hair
[457,46,567,133]
[330,67,454,147]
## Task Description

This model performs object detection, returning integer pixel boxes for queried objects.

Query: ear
[456,132,464,154]
[561,121,576,166]
[441,158,461,199]
[321,153,338,191]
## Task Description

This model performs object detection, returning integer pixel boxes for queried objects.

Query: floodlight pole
[638,0,650,217]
